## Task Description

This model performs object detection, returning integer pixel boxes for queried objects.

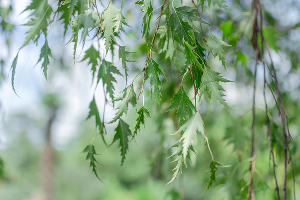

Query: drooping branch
[248,0,294,198]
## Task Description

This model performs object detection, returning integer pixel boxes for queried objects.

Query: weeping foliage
[8,0,298,198]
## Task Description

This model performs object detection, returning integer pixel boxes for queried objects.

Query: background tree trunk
[41,111,56,200]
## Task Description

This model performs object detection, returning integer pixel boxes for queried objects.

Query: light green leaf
[206,33,230,67]
[111,84,137,123]
[71,10,98,58]
[22,0,52,47]
[200,67,230,106]
[102,3,127,50]
[169,112,204,183]
[175,112,204,165]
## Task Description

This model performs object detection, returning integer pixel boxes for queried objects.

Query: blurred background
[0,0,300,199]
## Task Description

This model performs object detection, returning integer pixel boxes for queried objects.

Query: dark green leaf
[133,106,151,139]
[112,119,132,165]
[169,86,194,125]
[97,60,122,100]
[207,160,221,189]
[82,45,99,80]
[87,98,107,145]
[118,46,130,84]
[83,144,100,180]
[37,39,52,79]
[145,59,164,102]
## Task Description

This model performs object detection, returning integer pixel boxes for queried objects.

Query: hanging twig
[266,46,289,200]
[247,49,258,200]
[263,61,281,200]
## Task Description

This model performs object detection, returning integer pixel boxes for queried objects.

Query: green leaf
[175,6,198,22]
[145,59,164,101]
[169,12,195,45]
[169,86,194,125]
[139,0,153,43]
[57,0,78,34]
[206,33,230,67]
[10,53,19,94]
[83,144,100,180]
[164,189,182,200]
[184,41,205,69]
[112,119,132,165]
[97,60,122,100]
[22,0,53,47]
[23,0,41,12]
[118,46,130,84]
[175,112,204,165]
[111,84,137,123]
[82,45,99,80]
[157,26,176,59]
[71,10,98,58]
[133,106,151,139]
[236,50,248,69]
[102,3,127,50]
[263,26,279,50]
[87,98,106,145]
[207,160,221,189]
[0,157,4,179]
[169,112,204,183]
[78,10,98,42]
[220,20,234,39]
[200,67,230,106]
[37,39,52,79]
